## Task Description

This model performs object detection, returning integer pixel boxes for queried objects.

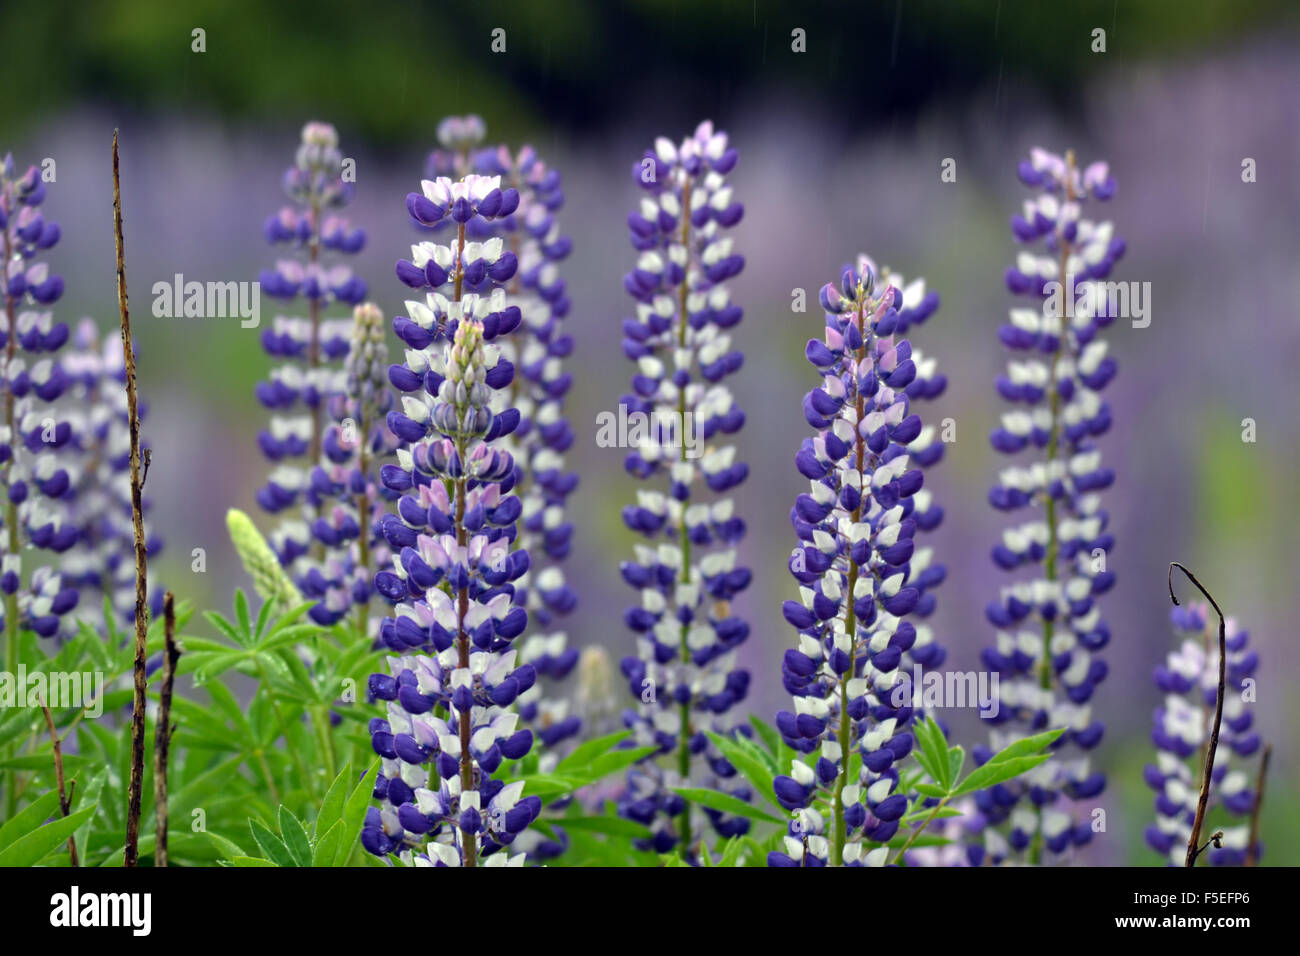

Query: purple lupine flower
[0,154,80,643]
[57,320,165,631]
[614,121,753,857]
[1144,602,1262,865]
[413,117,581,763]
[768,262,930,868]
[364,173,542,866]
[971,148,1123,864]
[253,121,374,627]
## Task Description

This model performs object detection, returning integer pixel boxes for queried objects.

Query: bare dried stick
[39,700,78,866]
[115,128,150,868]
[1168,562,1225,868]
[153,591,180,866]
[1246,743,1272,866]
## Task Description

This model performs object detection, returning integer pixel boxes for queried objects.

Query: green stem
[352,409,370,640]
[254,658,314,793]
[3,210,20,819]
[831,297,869,866]
[1028,150,1076,866]
[673,179,694,860]
[890,795,951,865]
[450,222,478,869]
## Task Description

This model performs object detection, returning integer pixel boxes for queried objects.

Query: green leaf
[334,763,376,866]
[554,731,632,774]
[986,728,1065,764]
[234,589,252,642]
[953,754,1053,797]
[501,773,586,799]
[0,806,96,866]
[704,731,780,810]
[316,762,353,836]
[673,787,784,825]
[748,715,783,760]
[277,806,313,867]
[716,835,750,867]
[915,717,952,790]
[946,745,966,787]
[248,818,296,868]
[914,783,948,799]
[0,790,63,852]
[885,832,953,849]
[206,831,248,860]
[586,745,658,781]
[312,820,346,867]
[228,855,278,867]
[554,816,652,838]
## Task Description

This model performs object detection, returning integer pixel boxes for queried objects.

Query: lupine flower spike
[315,300,399,635]
[972,148,1124,864]
[769,263,930,867]
[615,121,752,858]
[59,320,164,631]
[414,116,581,766]
[0,154,80,654]
[1145,601,1262,865]
[255,121,374,627]
[364,172,542,866]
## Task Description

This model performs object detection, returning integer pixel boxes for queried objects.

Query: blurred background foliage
[5,0,1299,146]
[1,0,1296,865]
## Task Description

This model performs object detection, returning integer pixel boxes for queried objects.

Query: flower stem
[1030,151,1076,866]
[2,192,19,820]
[1246,743,1272,866]
[450,221,478,868]
[832,300,870,866]
[674,178,694,859]
[153,591,180,867]
[353,408,371,639]
[890,795,951,865]
[1168,562,1227,868]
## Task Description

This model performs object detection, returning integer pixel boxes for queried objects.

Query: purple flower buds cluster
[615,121,753,855]
[298,301,400,632]
[254,122,377,627]
[415,117,581,765]
[363,174,542,866]
[971,148,1123,864]
[1145,602,1262,865]
[769,262,931,867]
[0,154,79,640]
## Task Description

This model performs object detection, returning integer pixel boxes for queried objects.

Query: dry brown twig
[1167,562,1226,868]
[39,700,78,866]
[114,128,150,868]
[153,591,181,866]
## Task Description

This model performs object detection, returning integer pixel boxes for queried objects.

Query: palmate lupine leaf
[214,763,377,867]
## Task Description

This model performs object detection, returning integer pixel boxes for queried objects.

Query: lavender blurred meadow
[6,3,1297,863]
